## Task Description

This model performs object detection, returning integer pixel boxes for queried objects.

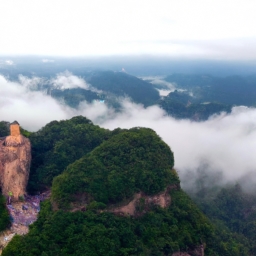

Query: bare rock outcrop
[109,185,176,216]
[0,121,31,200]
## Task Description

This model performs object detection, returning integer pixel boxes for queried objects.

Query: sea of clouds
[1,73,256,191]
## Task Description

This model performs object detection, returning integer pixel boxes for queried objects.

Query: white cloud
[97,104,256,188]
[19,75,46,90]
[50,71,89,90]
[157,89,172,96]
[77,101,115,123]
[5,60,14,65]
[142,76,176,90]
[142,76,176,96]
[0,75,68,131]
[1,74,256,189]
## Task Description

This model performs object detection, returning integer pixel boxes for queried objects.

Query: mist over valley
[2,1,256,254]
[1,57,256,193]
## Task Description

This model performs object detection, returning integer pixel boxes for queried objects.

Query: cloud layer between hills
[1,74,256,190]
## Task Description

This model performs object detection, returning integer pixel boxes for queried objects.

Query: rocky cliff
[0,134,31,200]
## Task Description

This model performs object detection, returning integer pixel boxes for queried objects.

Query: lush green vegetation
[2,61,256,254]
[192,184,256,255]
[159,90,232,120]
[4,189,250,255]
[0,121,9,137]
[1,193,211,256]
[1,117,255,255]
[0,195,10,232]
[5,118,225,255]
[159,73,256,120]
[0,121,31,138]
[28,116,111,193]
[52,127,175,208]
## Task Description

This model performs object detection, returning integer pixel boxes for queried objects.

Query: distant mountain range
[1,61,256,121]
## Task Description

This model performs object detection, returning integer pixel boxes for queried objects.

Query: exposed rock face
[0,123,31,201]
[109,185,175,216]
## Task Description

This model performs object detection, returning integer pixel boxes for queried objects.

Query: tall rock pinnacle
[0,121,31,200]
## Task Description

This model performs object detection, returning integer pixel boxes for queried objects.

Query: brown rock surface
[0,123,31,200]
[0,192,51,253]
[110,185,173,216]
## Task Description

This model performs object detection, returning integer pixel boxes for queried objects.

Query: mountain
[51,127,175,209]
[165,74,256,106]
[50,88,102,108]
[48,71,160,109]
[190,183,256,255]
[49,72,254,120]
[27,116,111,193]
[2,60,255,120]
[2,123,212,255]
[159,90,232,121]
[85,71,160,107]
[0,117,251,255]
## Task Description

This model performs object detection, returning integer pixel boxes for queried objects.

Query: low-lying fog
[1,73,256,192]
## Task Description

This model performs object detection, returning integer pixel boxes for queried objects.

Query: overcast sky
[0,0,256,59]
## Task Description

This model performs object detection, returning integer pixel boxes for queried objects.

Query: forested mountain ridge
[51,127,175,209]
[0,118,253,255]
[27,116,112,193]
[164,74,256,106]
[158,90,232,120]
[1,61,255,123]
[86,71,160,107]
[2,63,253,120]
[49,71,255,120]
[46,71,160,109]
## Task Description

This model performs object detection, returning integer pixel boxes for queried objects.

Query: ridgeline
[0,117,253,255]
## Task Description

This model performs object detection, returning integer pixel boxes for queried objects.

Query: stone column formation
[0,121,31,201]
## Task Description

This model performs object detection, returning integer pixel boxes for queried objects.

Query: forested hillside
[165,74,256,106]
[0,118,254,255]
[159,90,232,120]
[191,183,256,255]
[1,62,255,120]
[86,71,160,107]
[51,127,175,209]
[27,116,112,193]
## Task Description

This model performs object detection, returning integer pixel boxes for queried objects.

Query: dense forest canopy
[1,56,256,254]
[1,62,256,253]
[51,127,175,208]
[2,192,219,256]
[85,71,160,107]
[0,117,255,255]
[27,116,112,193]
[190,183,256,255]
